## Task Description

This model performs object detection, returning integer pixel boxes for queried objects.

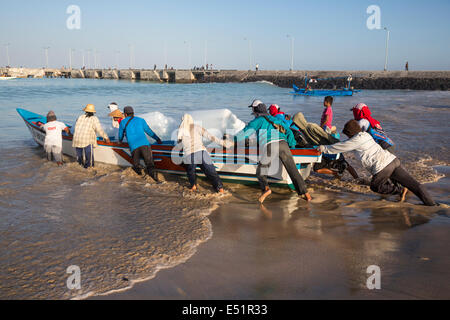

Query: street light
[204,40,207,68]
[5,43,11,66]
[43,46,50,69]
[86,49,91,69]
[287,35,294,71]
[128,44,134,69]
[69,48,75,69]
[243,37,252,70]
[383,27,390,71]
[114,50,120,69]
[184,41,191,69]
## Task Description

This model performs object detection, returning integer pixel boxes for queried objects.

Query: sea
[0,78,448,299]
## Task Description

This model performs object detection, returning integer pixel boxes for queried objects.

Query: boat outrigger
[17,108,323,188]
[291,74,360,96]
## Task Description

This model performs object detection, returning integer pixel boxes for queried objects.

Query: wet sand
[94,174,450,300]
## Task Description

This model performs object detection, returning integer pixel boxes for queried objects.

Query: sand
[92,182,450,300]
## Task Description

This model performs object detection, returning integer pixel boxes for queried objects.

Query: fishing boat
[0,76,17,80]
[17,108,323,188]
[291,74,360,96]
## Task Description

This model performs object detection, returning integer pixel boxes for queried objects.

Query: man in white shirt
[318,120,435,206]
[40,111,70,165]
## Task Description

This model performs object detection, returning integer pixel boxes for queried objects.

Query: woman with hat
[107,102,124,128]
[318,120,435,206]
[72,104,110,168]
[109,108,125,129]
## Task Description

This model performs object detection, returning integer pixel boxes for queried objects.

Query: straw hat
[108,109,124,118]
[83,104,96,113]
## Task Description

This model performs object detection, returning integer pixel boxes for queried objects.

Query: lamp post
[86,49,91,69]
[184,41,191,69]
[43,46,50,69]
[94,49,97,69]
[128,44,134,69]
[164,40,167,69]
[287,35,294,71]
[383,27,390,71]
[204,40,207,69]
[114,50,120,69]
[243,37,252,70]
[5,43,11,66]
[69,48,75,70]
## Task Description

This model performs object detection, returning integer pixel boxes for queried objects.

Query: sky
[0,0,449,70]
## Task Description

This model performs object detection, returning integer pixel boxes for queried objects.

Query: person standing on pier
[119,106,162,181]
[72,104,110,168]
[405,61,409,71]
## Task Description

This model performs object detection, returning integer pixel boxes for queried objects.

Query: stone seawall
[1,67,449,90]
[198,70,450,90]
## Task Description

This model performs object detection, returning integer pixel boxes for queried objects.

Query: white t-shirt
[322,132,396,175]
[42,121,67,148]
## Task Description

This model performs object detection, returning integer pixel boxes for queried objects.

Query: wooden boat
[291,74,360,96]
[17,108,323,188]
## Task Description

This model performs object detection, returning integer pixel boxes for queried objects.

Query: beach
[0,79,449,299]
[94,168,450,300]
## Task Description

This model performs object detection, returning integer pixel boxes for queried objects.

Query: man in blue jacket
[234,100,312,203]
[119,106,162,181]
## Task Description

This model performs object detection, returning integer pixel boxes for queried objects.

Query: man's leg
[370,158,403,195]
[256,144,272,203]
[84,145,94,168]
[390,165,436,206]
[199,151,223,192]
[141,145,157,181]
[185,152,198,189]
[44,145,53,161]
[278,141,308,196]
[52,146,63,165]
[75,148,84,166]
[131,146,144,175]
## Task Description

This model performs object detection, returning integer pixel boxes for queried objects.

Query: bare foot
[302,192,312,202]
[258,188,272,203]
[218,188,224,193]
[400,188,408,202]
[190,185,197,192]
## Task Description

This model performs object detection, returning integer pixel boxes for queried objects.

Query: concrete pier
[1,67,449,90]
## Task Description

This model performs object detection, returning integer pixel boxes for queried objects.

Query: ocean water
[0,78,449,299]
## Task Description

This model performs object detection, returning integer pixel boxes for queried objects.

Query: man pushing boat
[119,106,163,181]
[233,100,312,203]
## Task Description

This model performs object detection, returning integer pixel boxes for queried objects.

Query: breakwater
[1,67,449,90]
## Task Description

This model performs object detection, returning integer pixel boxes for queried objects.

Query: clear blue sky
[1,0,449,70]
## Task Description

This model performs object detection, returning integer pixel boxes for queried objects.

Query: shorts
[45,144,63,162]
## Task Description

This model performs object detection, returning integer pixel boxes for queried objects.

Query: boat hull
[17,108,323,187]
[291,88,354,96]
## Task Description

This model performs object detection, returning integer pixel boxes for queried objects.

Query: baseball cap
[248,99,264,108]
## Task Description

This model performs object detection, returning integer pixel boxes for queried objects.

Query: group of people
[39,97,436,207]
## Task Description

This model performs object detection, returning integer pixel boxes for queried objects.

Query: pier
[1,67,449,90]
